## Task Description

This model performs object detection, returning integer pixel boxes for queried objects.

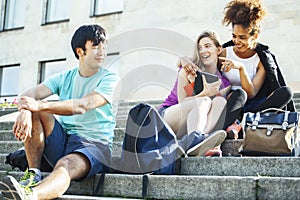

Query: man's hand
[18,96,41,112]
[12,109,32,142]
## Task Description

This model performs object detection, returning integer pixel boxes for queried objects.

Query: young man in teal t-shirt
[1,24,119,200]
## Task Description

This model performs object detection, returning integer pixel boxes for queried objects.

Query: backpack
[117,103,185,174]
[5,147,52,172]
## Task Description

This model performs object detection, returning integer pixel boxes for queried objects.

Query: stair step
[0,130,15,141]
[180,157,300,177]
[1,171,299,200]
[2,155,299,178]
[0,141,23,153]
[0,122,14,131]
[57,195,142,200]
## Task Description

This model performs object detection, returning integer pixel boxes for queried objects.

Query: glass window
[93,0,123,16]
[45,0,70,23]
[40,60,67,101]
[0,65,20,97]
[102,52,120,74]
[2,0,26,30]
[40,60,67,83]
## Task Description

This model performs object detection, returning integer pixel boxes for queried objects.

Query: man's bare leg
[33,153,90,200]
[24,112,55,168]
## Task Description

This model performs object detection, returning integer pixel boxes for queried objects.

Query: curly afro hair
[222,0,267,35]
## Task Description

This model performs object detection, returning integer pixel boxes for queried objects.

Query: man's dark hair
[71,24,106,59]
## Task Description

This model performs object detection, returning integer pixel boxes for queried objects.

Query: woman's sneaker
[204,146,222,157]
[19,169,42,188]
[187,130,227,156]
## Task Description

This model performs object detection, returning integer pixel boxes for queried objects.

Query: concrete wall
[0,0,299,101]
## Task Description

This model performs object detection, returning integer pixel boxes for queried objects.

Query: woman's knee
[212,96,226,105]
[276,86,293,100]
[195,96,211,105]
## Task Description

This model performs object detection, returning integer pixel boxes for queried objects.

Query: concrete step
[293,93,300,99]
[0,130,15,141]
[0,122,14,131]
[0,171,299,200]
[0,141,23,154]
[180,157,300,177]
[57,196,142,200]
[2,153,299,178]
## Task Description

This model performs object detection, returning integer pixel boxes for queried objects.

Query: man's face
[81,40,107,70]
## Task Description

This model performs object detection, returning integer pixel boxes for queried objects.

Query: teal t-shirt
[43,67,119,146]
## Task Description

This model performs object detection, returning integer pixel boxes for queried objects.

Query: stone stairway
[0,95,300,199]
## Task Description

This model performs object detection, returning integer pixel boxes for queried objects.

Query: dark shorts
[43,119,112,179]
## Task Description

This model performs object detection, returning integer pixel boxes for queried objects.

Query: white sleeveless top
[223,46,260,90]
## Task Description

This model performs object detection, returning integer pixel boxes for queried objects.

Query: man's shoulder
[62,67,78,76]
[99,68,120,80]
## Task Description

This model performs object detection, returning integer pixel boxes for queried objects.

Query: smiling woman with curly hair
[219,0,295,138]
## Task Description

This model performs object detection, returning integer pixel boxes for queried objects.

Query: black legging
[222,89,247,130]
[222,86,293,129]
[248,86,293,113]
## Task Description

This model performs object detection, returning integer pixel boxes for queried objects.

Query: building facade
[0,0,300,103]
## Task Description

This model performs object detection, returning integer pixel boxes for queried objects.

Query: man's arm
[13,84,53,141]
[21,84,54,100]
[18,91,108,115]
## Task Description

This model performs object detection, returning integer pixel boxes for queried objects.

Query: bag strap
[134,105,153,169]
[251,112,260,130]
[252,108,290,131]
[260,108,287,114]
[282,111,290,130]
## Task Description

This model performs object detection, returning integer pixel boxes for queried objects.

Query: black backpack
[5,147,52,172]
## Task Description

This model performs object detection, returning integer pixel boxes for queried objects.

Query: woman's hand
[219,57,244,72]
[178,56,199,77]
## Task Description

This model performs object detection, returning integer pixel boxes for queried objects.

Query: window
[0,0,26,31]
[44,0,70,24]
[39,59,67,83]
[0,65,20,97]
[39,59,67,100]
[102,52,120,74]
[91,0,123,16]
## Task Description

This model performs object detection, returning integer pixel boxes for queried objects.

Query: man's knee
[32,112,55,135]
[55,153,90,180]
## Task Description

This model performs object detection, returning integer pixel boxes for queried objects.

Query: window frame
[0,0,26,32]
[42,0,70,25]
[38,59,67,84]
[90,0,123,17]
[0,64,20,98]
